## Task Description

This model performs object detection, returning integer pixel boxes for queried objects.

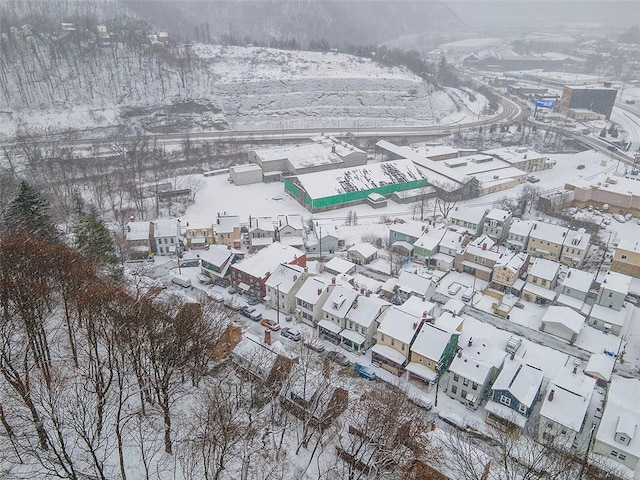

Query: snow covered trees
[2,181,60,241]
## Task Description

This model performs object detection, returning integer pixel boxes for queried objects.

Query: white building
[538,367,596,450]
[483,209,512,240]
[265,263,306,315]
[593,378,640,470]
[596,270,632,311]
[318,287,358,344]
[341,295,390,352]
[539,306,584,344]
[295,276,331,327]
[249,216,275,250]
[395,271,436,301]
[505,218,534,252]
[153,218,181,256]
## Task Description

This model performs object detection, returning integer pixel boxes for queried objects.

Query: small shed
[539,306,584,344]
[366,192,388,209]
[229,164,263,186]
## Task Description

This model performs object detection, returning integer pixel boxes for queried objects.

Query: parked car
[171,274,192,288]
[304,340,325,353]
[577,164,585,170]
[602,217,611,225]
[409,394,433,410]
[228,286,237,294]
[247,296,260,306]
[526,175,540,183]
[613,214,626,223]
[281,327,301,341]
[261,318,281,331]
[448,283,462,296]
[326,351,350,366]
[438,410,468,430]
[248,310,264,322]
[354,364,377,380]
[240,306,257,318]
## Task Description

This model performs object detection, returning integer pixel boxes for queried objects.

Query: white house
[153,218,181,255]
[596,270,632,311]
[447,337,506,410]
[483,208,512,240]
[318,287,358,344]
[295,276,332,327]
[341,295,390,352]
[249,216,276,250]
[593,378,640,470]
[347,243,378,265]
[539,306,585,344]
[276,214,305,248]
[556,268,595,312]
[505,218,534,252]
[538,366,596,450]
[395,271,436,301]
[265,263,306,315]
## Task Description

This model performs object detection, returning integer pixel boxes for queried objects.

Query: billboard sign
[535,100,555,109]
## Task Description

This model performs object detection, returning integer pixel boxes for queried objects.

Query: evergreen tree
[73,197,119,269]
[2,181,59,241]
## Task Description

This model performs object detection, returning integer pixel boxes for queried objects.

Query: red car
[261,318,281,331]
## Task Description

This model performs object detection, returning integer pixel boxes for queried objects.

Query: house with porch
[341,295,390,352]
[265,263,306,315]
[412,225,448,263]
[505,219,534,252]
[483,208,512,241]
[371,306,424,376]
[184,225,215,249]
[276,214,305,249]
[538,366,596,450]
[249,216,276,250]
[522,257,560,304]
[448,208,487,236]
[485,360,544,432]
[199,245,237,282]
[560,229,591,267]
[395,271,436,302]
[318,287,358,344]
[295,276,332,327]
[454,235,502,282]
[556,268,594,312]
[388,220,428,246]
[405,323,459,387]
[527,221,568,262]
[447,337,506,410]
[596,270,632,311]
[436,230,469,271]
[230,243,306,297]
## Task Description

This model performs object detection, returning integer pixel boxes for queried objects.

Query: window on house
[451,385,457,394]
[463,378,469,386]
[453,374,459,382]
[620,436,627,443]
[622,255,628,260]
[611,450,619,457]
[499,395,511,406]
[391,338,395,346]
[609,292,613,298]
[380,334,385,342]
[518,404,527,414]
[541,279,547,287]
[462,389,468,399]
[170,238,174,243]
[472,383,478,390]
[401,343,405,351]
[561,428,567,435]
[619,454,627,461]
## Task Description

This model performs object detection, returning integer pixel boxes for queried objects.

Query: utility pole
[176,245,182,275]
[276,283,280,325]
[318,224,322,260]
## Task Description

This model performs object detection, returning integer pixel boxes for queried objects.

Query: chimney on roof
[568,271,572,278]
[423,311,428,318]
[127,225,131,232]
[317,288,323,295]
[533,223,537,230]
[458,350,463,358]
[413,321,418,330]
[332,145,336,153]
[264,329,272,345]
[366,290,371,297]
[468,337,473,347]
[510,351,515,360]
[482,243,487,251]
[573,364,578,374]
[332,277,336,285]
[548,389,555,402]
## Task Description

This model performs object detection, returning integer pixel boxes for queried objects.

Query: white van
[171,274,192,288]
[461,287,474,303]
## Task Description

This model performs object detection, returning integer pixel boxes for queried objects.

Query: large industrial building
[248,134,367,176]
[558,85,618,120]
[284,159,426,212]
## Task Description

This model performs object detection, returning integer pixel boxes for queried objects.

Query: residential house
[396,295,437,320]
[347,243,378,265]
[215,213,241,249]
[318,287,358,344]
[412,225,448,263]
[593,378,640,470]
[184,225,214,249]
[527,221,568,262]
[588,303,632,337]
[539,306,584,344]
[395,271,436,302]
[153,218,181,256]
[436,230,468,271]
[406,323,459,386]
[522,258,560,304]
[538,366,596,450]
[125,221,152,259]
[249,216,276,250]
[490,252,529,295]
[230,243,306,297]
[295,276,332,327]
[596,270,632,311]
[276,214,305,249]
[265,263,306,315]
[306,230,342,255]
[232,332,297,388]
[434,311,464,333]
[371,306,424,376]
[341,295,390,352]
[556,268,595,312]
[560,229,591,267]
[505,219,534,252]
[448,208,487,236]
[454,235,502,282]
[282,373,348,430]
[483,209,512,240]
[447,337,506,410]
[485,360,544,431]
[388,220,427,246]
[199,245,237,282]
[324,257,357,277]
[611,239,640,278]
